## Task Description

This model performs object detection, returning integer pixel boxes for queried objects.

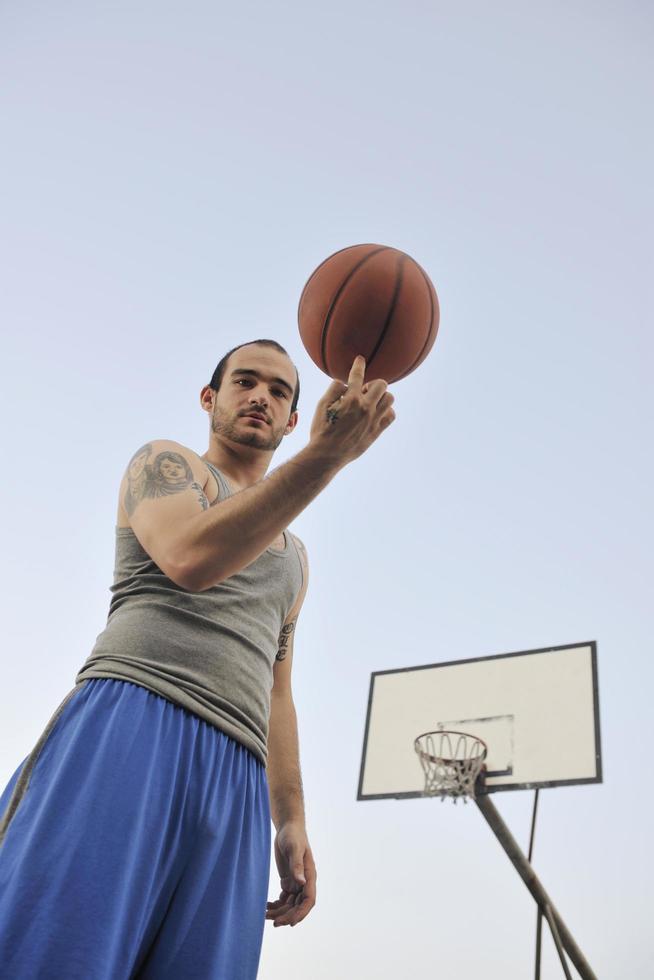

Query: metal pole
[529,789,543,980]
[543,903,574,980]
[528,788,540,862]
[534,910,543,980]
[475,791,597,980]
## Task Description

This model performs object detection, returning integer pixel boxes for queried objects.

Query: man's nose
[249,388,268,407]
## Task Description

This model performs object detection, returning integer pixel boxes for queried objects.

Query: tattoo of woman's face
[151,452,193,492]
[124,446,195,515]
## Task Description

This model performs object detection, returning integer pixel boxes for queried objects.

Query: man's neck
[201,441,273,493]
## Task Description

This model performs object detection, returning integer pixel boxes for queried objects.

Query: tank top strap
[205,460,234,501]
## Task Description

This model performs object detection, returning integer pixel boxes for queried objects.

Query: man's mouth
[243,412,268,424]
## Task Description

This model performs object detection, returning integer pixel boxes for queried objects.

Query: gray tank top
[75,461,304,765]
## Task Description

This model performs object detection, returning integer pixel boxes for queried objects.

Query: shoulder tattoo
[124,444,197,516]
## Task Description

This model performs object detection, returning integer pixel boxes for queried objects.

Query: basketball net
[414,730,487,802]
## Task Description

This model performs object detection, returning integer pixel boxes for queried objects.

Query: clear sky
[1,2,652,977]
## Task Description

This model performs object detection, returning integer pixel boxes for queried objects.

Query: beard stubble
[211,405,285,452]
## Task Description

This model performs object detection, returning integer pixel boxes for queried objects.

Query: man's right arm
[179,444,343,590]
[126,356,395,591]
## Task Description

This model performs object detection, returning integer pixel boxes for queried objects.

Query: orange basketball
[297,243,439,384]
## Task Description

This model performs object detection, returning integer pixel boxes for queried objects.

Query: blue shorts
[0,678,271,979]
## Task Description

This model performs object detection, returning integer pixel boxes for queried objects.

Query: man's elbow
[166,553,224,592]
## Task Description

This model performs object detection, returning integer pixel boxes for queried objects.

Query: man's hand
[309,355,396,467]
[266,821,317,928]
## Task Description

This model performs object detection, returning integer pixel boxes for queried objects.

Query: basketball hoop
[414,730,487,802]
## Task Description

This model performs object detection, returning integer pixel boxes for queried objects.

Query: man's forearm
[172,444,342,591]
[266,692,305,829]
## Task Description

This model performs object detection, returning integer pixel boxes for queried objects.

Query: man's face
[209,344,298,452]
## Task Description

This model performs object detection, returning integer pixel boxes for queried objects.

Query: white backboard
[358,642,601,798]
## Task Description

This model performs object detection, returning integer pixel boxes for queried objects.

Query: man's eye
[274,389,287,398]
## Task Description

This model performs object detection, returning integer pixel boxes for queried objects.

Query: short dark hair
[209,339,300,413]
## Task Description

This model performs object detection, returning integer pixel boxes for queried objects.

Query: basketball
[297,243,439,384]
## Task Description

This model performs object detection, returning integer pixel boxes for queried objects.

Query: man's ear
[200,385,215,415]
[285,410,299,434]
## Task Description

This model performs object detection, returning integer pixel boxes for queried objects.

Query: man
[0,339,395,978]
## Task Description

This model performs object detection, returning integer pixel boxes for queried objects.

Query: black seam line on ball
[393,262,436,382]
[365,252,406,372]
[298,242,380,310]
[321,246,389,375]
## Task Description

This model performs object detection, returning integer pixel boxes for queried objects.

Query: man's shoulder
[288,532,307,555]
[125,438,207,468]
[117,439,209,524]
[288,533,309,580]
[121,440,211,486]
